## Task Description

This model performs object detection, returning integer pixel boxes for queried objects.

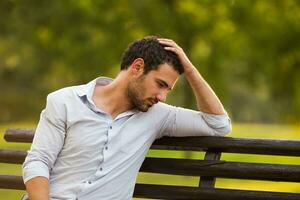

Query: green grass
[1,122,300,199]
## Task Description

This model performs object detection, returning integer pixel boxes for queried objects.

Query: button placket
[95,166,103,177]
[98,121,111,177]
[105,123,111,152]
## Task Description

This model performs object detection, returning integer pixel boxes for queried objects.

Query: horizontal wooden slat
[5,128,300,156]
[153,136,300,156]
[0,175,25,190]
[0,149,27,164]
[140,158,300,182]
[134,184,300,200]
[4,128,34,143]
[2,150,300,182]
[1,176,300,199]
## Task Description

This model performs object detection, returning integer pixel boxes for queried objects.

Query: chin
[138,104,152,112]
[139,107,150,112]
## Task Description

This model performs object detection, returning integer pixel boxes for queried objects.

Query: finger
[158,39,179,48]
[158,39,172,43]
[164,46,180,53]
[157,38,173,41]
[158,39,175,44]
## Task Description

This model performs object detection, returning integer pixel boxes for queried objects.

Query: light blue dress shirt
[22,77,231,200]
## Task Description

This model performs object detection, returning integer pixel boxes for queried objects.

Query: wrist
[184,65,198,77]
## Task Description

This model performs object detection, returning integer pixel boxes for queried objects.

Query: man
[22,36,231,200]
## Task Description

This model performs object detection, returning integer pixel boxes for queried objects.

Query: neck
[92,72,133,118]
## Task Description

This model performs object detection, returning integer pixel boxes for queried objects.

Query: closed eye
[156,79,171,90]
[157,81,164,88]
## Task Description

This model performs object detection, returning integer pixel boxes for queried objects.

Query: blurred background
[0,0,299,199]
[0,0,299,124]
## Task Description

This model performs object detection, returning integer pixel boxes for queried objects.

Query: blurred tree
[0,0,299,123]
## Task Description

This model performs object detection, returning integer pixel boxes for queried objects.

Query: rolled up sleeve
[159,104,231,137]
[200,112,232,136]
[22,93,66,183]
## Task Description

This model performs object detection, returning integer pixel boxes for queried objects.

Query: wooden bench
[1,128,300,199]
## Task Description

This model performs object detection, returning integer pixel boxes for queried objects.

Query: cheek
[148,83,159,95]
[141,77,159,97]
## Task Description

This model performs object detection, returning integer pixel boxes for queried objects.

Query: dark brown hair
[120,36,184,74]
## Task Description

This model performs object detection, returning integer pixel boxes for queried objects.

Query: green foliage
[0,0,299,123]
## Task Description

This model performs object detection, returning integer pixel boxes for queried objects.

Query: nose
[156,90,167,102]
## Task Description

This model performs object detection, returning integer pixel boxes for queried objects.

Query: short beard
[126,76,150,112]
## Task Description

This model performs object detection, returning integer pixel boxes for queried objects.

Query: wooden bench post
[199,151,222,188]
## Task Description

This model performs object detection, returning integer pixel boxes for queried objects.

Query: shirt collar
[76,77,114,98]
[75,77,139,118]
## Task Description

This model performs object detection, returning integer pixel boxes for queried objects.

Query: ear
[129,58,144,76]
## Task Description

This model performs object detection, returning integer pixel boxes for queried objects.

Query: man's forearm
[158,38,226,115]
[184,65,226,115]
[25,176,49,200]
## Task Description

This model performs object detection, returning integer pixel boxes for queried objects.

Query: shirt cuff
[22,160,50,183]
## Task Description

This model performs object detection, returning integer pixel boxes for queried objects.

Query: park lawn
[0,123,300,200]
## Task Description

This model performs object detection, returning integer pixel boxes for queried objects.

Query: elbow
[221,123,232,136]
[214,119,232,137]
[200,111,232,137]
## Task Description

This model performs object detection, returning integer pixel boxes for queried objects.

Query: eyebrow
[156,79,172,90]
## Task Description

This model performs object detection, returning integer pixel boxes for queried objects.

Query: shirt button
[100,167,103,171]
[105,146,108,150]
[88,181,91,184]
[109,125,112,129]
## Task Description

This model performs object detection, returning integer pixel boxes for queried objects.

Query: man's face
[126,63,179,112]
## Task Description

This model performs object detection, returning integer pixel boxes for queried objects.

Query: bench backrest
[1,128,300,199]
